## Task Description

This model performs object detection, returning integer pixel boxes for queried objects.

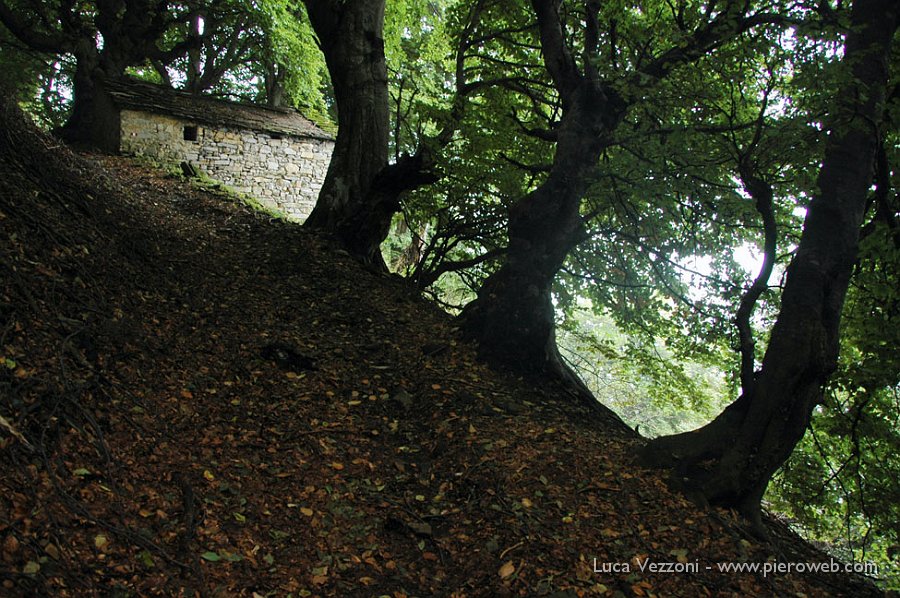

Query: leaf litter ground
[0,106,883,597]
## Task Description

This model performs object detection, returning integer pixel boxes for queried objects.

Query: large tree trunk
[458,0,628,395]
[640,0,897,528]
[458,0,749,390]
[460,81,624,393]
[55,50,103,145]
[302,0,392,264]
[55,45,126,150]
[53,1,169,147]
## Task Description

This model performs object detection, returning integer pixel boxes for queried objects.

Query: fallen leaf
[44,543,59,559]
[498,561,516,578]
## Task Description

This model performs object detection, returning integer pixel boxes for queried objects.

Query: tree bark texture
[640,0,898,526]
[734,167,777,399]
[301,0,393,263]
[57,44,130,148]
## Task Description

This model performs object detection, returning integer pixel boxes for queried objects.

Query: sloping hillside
[0,100,881,597]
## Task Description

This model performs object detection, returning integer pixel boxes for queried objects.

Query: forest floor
[0,103,886,597]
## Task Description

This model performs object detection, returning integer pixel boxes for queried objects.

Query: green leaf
[201,551,221,562]
[138,550,155,567]
[269,529,289,541]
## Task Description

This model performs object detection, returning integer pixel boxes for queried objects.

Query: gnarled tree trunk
[301,0,392,264]
[460,82,624,394]
[55,45,126,149]
[640,0,898,528]
[459,0,759,394]
[460,0,628,392]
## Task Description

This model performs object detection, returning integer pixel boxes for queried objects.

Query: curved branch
[634,4,793,92]
[734,167,777,399]
[530,0,581,100]
[859,135,899,246]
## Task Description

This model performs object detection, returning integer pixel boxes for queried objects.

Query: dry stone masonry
[103,79,334,221]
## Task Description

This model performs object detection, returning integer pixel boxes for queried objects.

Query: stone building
[100,78,334,221]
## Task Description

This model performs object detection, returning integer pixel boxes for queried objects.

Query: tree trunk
[55,43,124,150]
[639,0,897,528]
[185,11,204,95]
[460,82,624,392]
[302,0,392,264]
[54,52,102,145]
[456,0,750,388]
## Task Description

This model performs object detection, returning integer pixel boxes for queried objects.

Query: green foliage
[391,0,561,289]
[384,0,455,155]
[256,0,330,118]
[156,0,330,119]
[0,28,72,129]
[557,308,729,437]
[384,1,897,585]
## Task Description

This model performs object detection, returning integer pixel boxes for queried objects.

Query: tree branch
[415,247,506,289]
[734,165,777,399]
[500,152,552,174]
[633,3,792,91]
[530,0,581,101]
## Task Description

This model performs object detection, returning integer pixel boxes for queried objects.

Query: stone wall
[119,110,332,221]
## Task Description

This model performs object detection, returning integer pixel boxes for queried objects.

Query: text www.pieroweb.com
[592,557,879,578]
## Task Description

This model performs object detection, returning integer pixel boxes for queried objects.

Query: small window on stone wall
[183,125,199,141]
[270,133,283,140]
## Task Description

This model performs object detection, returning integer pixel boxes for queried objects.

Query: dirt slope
[0,100,882,597]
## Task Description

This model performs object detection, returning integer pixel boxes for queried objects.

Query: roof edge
[105,77,334,142]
